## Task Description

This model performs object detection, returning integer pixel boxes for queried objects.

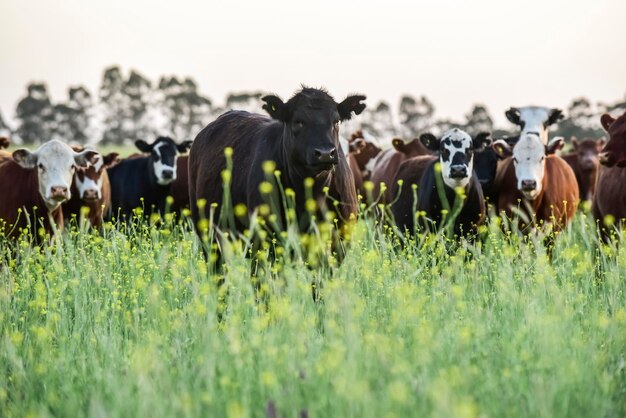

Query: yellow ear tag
[271,105,276,111]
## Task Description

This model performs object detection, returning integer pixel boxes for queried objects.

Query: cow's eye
[294,120,304,129]
[71,164,77,172]
[333,120,340,128]
[38,163,45,171]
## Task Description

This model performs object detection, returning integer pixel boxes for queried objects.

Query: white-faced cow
[493,133,579,233]
[188,87,365,261]
[107,136,192,220]
[505,106,564,145]
[63,150,120,228]
[391,128,491,237]
[0,140,99,239]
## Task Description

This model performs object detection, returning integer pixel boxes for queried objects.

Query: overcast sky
[1,0,625,127]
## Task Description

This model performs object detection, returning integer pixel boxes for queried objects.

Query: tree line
[1,65,625,145]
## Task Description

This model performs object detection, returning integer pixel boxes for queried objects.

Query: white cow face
[493,134,564,200]
[74,152,119,201]
[420,128,492,189]
[505,106,564,145]
[135,137,193,186]
[12,140,99,210]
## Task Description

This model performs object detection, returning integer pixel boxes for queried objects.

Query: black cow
[108,136,192,220]
[391,128,491,237]
[188,87,365,261]
[473,134,519,203]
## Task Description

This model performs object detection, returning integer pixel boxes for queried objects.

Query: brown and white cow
[593,111,626,237]
[561,137,605,203]
[493,133,578,233]
[344,130,382,196]
[0,140,99,239]
[369,137,432,202]
[63,150,119,228]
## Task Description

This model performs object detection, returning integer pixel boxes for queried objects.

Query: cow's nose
[449,165,467,178]
[162,169,174,179]
[83,189,98,200]
[314,147,337,164]
[51,186,68,199]
[521,179,537,191]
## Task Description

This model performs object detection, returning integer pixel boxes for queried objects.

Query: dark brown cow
[170,154,190,213]
[561,137,605,203]
[0,140,98,239]
[493,134,578,233]
[189,87,365,264]
[593,111,626,236]
[369,137,432,202]
[63,151,119,228]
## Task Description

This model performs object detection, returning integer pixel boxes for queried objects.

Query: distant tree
[554,97,604,140]
[463,104,493,133]
[157,76,213,140]
[358,101,398,141]
[398,95,435,137]
[124,70,154,141]
[15,82,55,144]
[431,118,463,136]
[225,91,265,113]
[99,66,127,144]
[52,86,93,144]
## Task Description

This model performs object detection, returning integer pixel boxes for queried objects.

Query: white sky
[1,0,625,127]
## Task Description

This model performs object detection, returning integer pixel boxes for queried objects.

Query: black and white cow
[505,106,564,145]
[391,128,491,237]
[108,136,192,220]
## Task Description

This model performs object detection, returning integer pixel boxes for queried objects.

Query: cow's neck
[578,166,597,201]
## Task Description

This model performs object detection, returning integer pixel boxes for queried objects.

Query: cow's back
[370,149,409,202]
[189,111,279,222]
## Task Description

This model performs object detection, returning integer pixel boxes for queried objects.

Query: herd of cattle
[1,87,625,250]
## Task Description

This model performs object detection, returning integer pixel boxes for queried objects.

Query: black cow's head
[262,87,366,176]
[420,128,492,189]
[135,137,192,185]
[599,112,626,167]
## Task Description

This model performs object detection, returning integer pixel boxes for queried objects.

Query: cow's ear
[135,139,153,152]
[419,133,439,151]
[177,140,193,153]
[74,149,100,167]
[601,113,616,131]
[492,140,513,159]
[262,95,288,121]
[546,137,565,154]
[103,152,120,167]
[13,149,38,168]
[547,108,564,126]
[338,95,366,121]
[505,107,521,125]
[473,132,492,151]
[392,138,406,153]
[570,137,578,149]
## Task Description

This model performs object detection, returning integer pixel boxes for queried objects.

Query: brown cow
[369,137,432,202]
[0,140,99,239]
[63,151,119,228]
[347,130,382,181]
[169,154,190,213]
[593,111,626,237]
[561,137,605,203]
[493,134,578,233]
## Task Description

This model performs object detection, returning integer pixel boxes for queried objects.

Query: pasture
[1,205,625,417]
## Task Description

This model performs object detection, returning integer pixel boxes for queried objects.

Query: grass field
[1,208,625,418]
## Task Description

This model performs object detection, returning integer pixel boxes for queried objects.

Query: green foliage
[1,211,625,417]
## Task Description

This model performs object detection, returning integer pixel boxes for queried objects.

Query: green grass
[1,210,625,418]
